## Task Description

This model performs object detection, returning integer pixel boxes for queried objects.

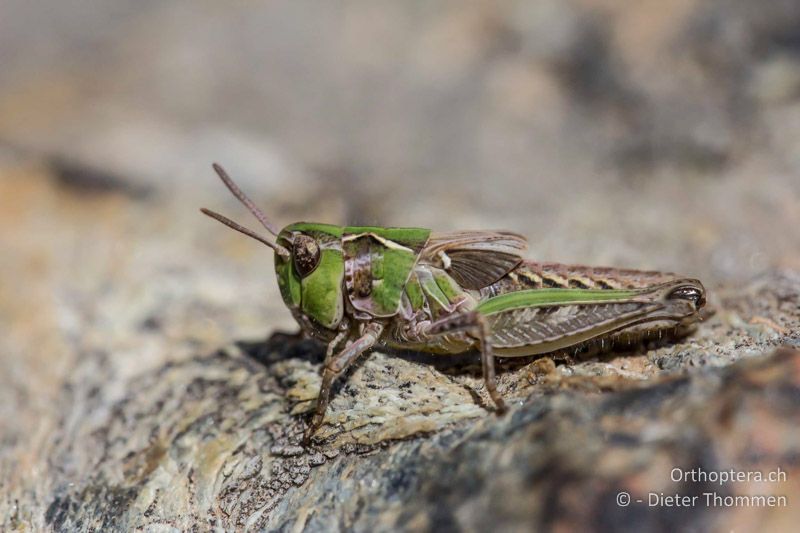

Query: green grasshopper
[201,164,707,442]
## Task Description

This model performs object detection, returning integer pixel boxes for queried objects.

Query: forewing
[422,231,527,289]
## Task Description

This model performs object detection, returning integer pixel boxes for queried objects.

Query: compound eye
[293,234,321,278]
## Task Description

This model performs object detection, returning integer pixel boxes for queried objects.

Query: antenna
[200,207,290,259]
[212,163,280,236]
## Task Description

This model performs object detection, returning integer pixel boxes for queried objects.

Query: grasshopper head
[274,223,346,331]
[201,164,346,332]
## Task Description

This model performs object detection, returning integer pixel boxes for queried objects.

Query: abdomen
[481,261,678,298]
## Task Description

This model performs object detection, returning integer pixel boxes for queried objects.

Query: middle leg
[424,311,507,413]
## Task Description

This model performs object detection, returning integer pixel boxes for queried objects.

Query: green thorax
[342,226,431,317]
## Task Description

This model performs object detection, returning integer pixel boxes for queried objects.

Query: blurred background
[1,0,799,528]
[3,1,800,269]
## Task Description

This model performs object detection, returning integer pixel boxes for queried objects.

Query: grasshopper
[201,164,707,442]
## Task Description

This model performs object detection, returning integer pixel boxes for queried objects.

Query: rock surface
[1,1,799,532]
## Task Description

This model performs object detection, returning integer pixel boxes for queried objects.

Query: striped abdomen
[480,261,678,299]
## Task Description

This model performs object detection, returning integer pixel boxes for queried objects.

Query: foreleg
[323,321,350,368]
[304,322,383,442]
